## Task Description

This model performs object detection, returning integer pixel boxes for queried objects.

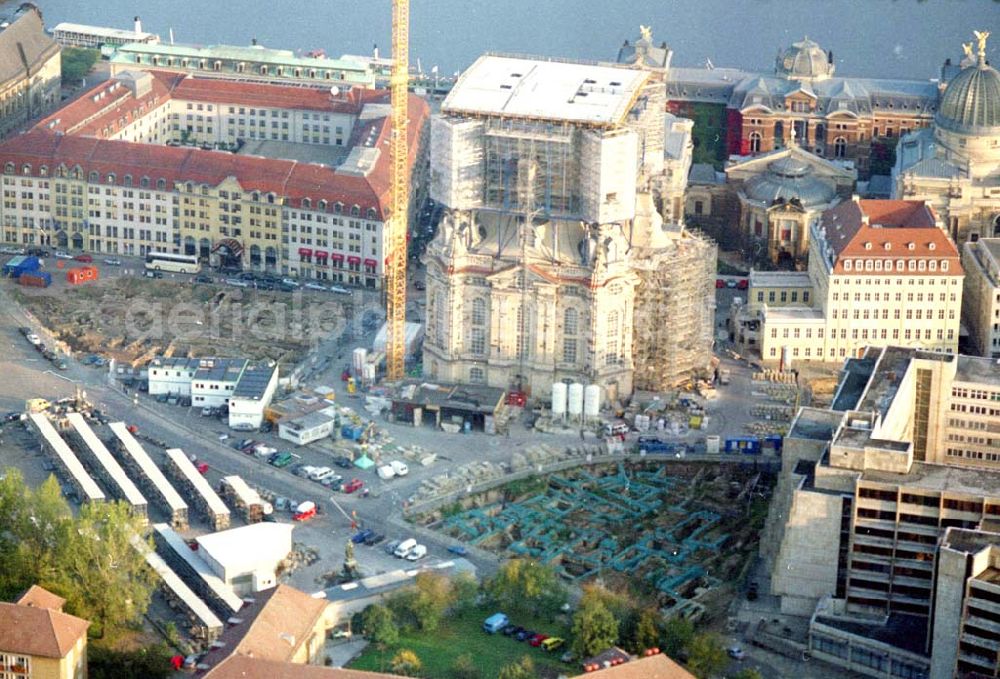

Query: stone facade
[0,4,61,140]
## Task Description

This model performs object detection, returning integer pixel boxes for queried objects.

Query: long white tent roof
[442,54,649,126]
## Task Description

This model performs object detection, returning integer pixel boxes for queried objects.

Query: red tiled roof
[15,72,430,220]
[819,199,962,275]
[16,585,66,611]
[572,654,695,679]
[203,656,405,679]
[0,601,89,659]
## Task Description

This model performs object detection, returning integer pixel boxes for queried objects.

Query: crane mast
[385,0,409,380]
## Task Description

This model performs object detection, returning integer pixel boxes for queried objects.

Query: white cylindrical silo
[352,347,367,375]
[551,382,568,419]
[584,384,601,420]
[568,383,584,419]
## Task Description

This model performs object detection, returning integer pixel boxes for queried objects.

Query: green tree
[61,47,100,84]
[661,617,695,658]
[687,633,727,679]
[497,656,535,679]
[571,594,619,658]
[632,609,661,653]
[88,643,173,679]
[730,669,764,679]
[410,571,455,632]
[52,501,154,639]
[450,652,479,679]
[389,649,422,676]
[450,571,479,613]
[486,559,564,616]
[360,603,398,649]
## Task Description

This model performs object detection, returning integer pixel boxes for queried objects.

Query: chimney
[134,16,142,35]
[373,43,379,60]
[251,37,258,47]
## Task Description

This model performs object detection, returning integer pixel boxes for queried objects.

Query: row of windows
[830,276,958,287]
[832,291,955,303]
[952,388,1000,402]
[831,308,955,321]
[757,289,810,303]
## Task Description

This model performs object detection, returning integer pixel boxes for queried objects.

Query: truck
[636,436,674,454]
[718,368,731,385]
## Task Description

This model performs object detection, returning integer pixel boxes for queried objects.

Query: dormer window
[864,242,872,250]
[883,242,891,251]
[928,243,936,251]
[907,242,915,250]
[844,260,853,271]
[941,260,949,272]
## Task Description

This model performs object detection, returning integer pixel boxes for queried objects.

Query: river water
[7,0,998,81]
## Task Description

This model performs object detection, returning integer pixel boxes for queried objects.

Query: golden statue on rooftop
[962,42,975,60]
[639,25,652,42]
[973,30,990,60]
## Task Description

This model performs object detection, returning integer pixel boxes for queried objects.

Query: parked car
[405,544,427,561]
[515,629,535,642]
[715,278,726,289]
[352,528,375,544]
[73,254,93,263]
[726,279,737,289]
[363,532,385,546]
[501,624,519,637]
[201,406,215,417]
[145,270,163,279]
[528,634,550,647]
[393,538,417,558]
[343,478,364,494]
[319,473,343,487]
[385,540,401,556]
[25,333,40,345]
[268,452,294,468]
[483,613,509,634]
[333,456,353,469]
[280,278,298,288]
[103,258,122,266]
[304,282,327,291]
[328,285,349,294]
[293,501,317,521]
[737,278,749,290]
[54,250,73,260]
[390,460,409,476]
[541,637,564,651]
[226,278,250,288]
[194,275,213,284]
[728,646,746,660]
[447,545,468,556]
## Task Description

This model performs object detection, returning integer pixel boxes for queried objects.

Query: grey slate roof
[0,5,59,86]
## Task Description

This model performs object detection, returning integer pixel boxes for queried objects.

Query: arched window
[563,307,579,363]
[3,162,13,175]
[351,205,360,217]
[123,174,132,187]
[564,308,578,335]
[21,164,31,175]
[469,299,489,355]
[140,176,150,188]
[251,191,260,202]
[605,311,620,366]
[834,137,847,158]
[302,197,311,209]
[156,178,167,190]
[106,173,116,184]
[334,202,343,214]
[774,121,784,149]
[367,208,378,220]
[39,165,48,177]
[749,132,762,154]
[89,171,99,183]
[318,199,327,211]
[993,215,1000,237]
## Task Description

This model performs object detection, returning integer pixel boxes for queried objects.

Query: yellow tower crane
[385,0,410,381]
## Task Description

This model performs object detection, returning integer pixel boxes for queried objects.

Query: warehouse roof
[443,54,649,126]
[196,522,293,575]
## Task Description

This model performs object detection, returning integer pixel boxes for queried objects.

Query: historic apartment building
[734,199,963,364]
[0,585,90,679]
[961,238,1000,358]
[0,69,428,286]
[423,53,716,399]
[892,33,1000,245]
[0,3,61,140]
[759,346,1000,679]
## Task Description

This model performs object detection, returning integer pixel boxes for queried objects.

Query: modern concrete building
[0,69,429,286]
[0,585,90,679]
[760,345,1000,678]
[228,363,279,430]
[109,41,374,87]
[734,199,963,364]
[147,356,279,424]
[893,33,1000,245]
[423,53,716,398]
[0,3,61,140]
[961,238,1000,358]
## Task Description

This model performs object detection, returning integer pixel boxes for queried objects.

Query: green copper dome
[936,60,1000,135]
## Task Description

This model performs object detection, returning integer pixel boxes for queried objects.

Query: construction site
[421,460,771,622]
[421,53,716,401]
[8,274,361,367]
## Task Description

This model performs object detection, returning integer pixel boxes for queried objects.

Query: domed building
[893,32,1000,242]
[726,144,856,263]
[775,37,835,81]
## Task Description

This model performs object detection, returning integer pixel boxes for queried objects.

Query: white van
[405,544,427,561]
[393,538,417,558]
[390,460,409,476]
[308,466,333,481]
[604,422,630,437]
[377,465,396,480]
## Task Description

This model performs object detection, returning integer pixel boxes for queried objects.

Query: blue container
[3,255,40,278]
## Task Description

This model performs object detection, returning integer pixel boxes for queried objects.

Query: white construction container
[584,384,601,420]
[568,383,584,419]
[551,382,568,418]
[706,435,721,454]
[352,348,367,375]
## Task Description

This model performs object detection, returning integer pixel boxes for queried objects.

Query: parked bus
[145,251,200,274]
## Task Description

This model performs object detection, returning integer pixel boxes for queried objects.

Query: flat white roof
[153,523,243,613]
[165,448,230,517]
[66,414,146,508]
[109,422,188,513]
[29,413,105,502]
[750,271,814,287]
[52,22,157,41]
[764,307,826,323]
[443,54,648,126]
[196,522,293,574]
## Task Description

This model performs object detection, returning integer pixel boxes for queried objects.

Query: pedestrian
[579,428,585,441]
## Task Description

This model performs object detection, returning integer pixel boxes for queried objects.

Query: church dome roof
[746,156,836,207]
[936,58,1000,135]
[775,37,834,81]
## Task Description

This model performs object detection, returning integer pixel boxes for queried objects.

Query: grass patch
[348,605,573,678]
[62,47,100,84]
[687,102,728,170]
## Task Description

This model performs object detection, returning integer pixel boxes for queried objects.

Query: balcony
[962,630,1000,653]
[968,595,1000,617]
[958,650,995,672]
[965,612,1000,637]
